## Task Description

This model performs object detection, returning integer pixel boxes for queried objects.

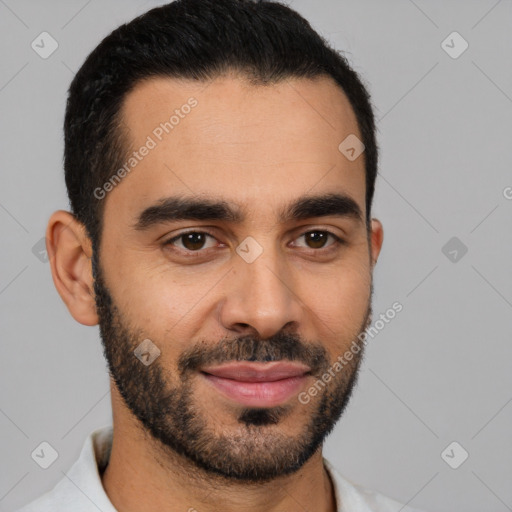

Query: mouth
[200,361,311,408]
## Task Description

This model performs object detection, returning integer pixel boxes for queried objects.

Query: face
[93,74,382,482]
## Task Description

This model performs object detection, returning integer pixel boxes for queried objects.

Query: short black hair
[64,0,378,252]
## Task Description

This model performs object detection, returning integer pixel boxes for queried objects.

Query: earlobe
[46,210,99,326]
[369,218,384,268]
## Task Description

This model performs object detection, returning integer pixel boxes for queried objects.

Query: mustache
[178,331,330,377]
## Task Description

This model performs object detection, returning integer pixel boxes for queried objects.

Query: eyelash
[163,229,345,257]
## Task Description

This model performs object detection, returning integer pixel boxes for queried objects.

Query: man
[17,0,427,511]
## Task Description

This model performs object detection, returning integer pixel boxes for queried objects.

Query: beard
[92,250,372,483]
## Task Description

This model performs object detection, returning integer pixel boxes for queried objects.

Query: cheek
[300,260,371,352]
[335,266,372,315]
[107,257,219,343]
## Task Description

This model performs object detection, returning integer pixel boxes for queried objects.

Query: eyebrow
[132,192,363,231]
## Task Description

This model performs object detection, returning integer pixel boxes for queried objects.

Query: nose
[218,244,304,340]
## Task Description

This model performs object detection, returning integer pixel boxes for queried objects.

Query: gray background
[1,1,511,511]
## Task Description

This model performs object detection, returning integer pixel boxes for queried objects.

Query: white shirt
[16,425,427,512]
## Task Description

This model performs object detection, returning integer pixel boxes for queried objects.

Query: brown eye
[294,230,343,250]
[305,231,328,249]
[182,232,207,250]
[166,232,217,252]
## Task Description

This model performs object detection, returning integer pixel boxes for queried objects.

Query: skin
[46,73,383,512]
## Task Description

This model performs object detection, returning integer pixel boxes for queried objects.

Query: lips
[202,361,311,381]
[201,361,311,408]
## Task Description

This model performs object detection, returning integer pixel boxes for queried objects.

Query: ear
[46,210,98,326]
[369,218,384,268]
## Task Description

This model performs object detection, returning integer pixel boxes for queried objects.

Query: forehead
[107,73,366,225]
[121,73,361,148]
